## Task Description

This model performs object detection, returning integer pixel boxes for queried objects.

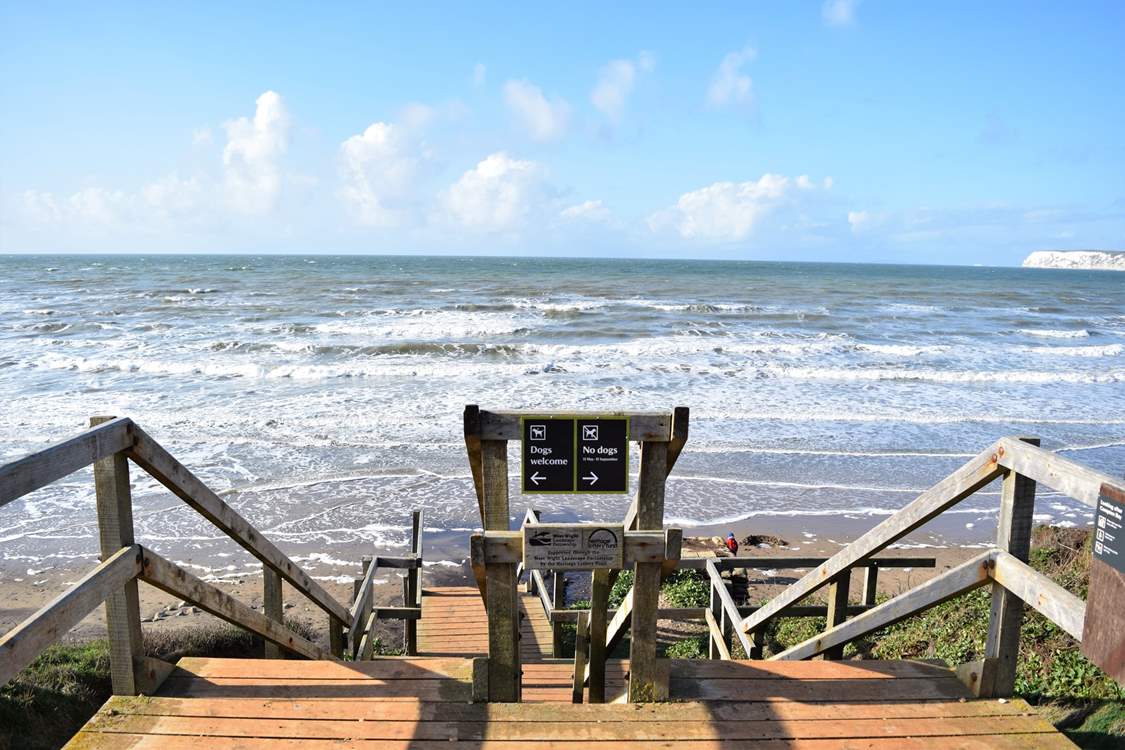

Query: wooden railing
[0,418,415,694]
[735,436,1122,697]
[347,510,424,658]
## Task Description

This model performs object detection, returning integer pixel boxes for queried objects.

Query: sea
[1,255,1123,584]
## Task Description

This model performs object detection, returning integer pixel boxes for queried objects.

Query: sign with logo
[520,415,629,494]
[1092,490,1124,573]
[523,523,625,570]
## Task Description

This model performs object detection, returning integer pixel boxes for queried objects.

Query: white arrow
[530,472,545,486]
[583,472,599,485]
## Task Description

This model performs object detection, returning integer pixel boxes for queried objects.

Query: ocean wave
[1022,343,1123,357]
[759,364,1124,385]
[1019,328,1091,339]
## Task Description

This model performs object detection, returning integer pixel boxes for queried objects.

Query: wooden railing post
[405,510,422,655]
[628,440,668,702]
[983,437,1039,697]
[708,577,723,659]
[823,569,852,660]
[587,568,611,702]
[862,564,879,607]
[262,569,283,659]
[482,439,520,702]
[90,416,145,696]
[551,571,566,657]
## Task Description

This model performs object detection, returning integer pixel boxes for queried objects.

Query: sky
[1,1,1123,264]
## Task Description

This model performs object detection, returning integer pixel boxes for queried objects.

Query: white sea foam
[1019,328,1091,339]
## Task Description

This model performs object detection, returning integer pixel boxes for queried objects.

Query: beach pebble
[284,602,295,609]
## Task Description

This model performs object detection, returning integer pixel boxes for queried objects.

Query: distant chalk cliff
[1022,250,1125,271]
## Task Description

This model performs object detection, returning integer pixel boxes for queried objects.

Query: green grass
[0,619,318,750]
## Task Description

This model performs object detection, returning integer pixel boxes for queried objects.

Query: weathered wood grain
[0,416,132,509]
[997,436,1122,508]
[0,545,142,686]
[138,547,330,661]
[127,425,351,626]
[992,551,1086,641]
[477,410,672,442]
[773,551,996,660]
[740,442,1004,636]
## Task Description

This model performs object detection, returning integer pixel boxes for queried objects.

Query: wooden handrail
[350,556,382,654]
[772,550,996,661]
[139,546,330,661]
[705,559,754,656]
[738,441,1005,636]
[996,437,1123,508]
[127,424,352,626]
[0,417,132,508]
[991,550,1086,640]
[0,545,142,685]
[703,608,731,660]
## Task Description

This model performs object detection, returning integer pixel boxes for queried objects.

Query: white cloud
[473,63,487,87]
[560,199,610,222]
[338,121,431,227]
[444,152,548,231]
[191,128,213,146]
[68,187,128,225]
[591,52,655,124]
[141,173,204,218]
[707,46,756,108]
[21,190,63,223]
[822,0,858,27]
[503,79,570,142]
[222,90,289,214]
[848,210,886,233]
[650,174,823,241]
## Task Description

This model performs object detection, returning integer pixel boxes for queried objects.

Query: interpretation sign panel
[523,523,625,570]
[1082,485,1125,683]
[520,415,629,494]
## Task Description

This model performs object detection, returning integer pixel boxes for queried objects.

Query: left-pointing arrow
[582,472,599,485]
[530,471,545,485]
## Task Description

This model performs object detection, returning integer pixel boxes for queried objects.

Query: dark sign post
[520,416,629,494]
[576,418,628,493]
[521,418,575,492]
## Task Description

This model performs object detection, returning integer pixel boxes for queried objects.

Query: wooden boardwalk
[67,656,1072,748]
[418,586,555,662]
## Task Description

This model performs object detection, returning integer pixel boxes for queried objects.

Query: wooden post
[551,571,566,657]
[329,619,344,659]
[262,569,283,659]
[482,439,520,702]
[628,440,668,702]
[571,612,589,704]
[405,511,422,655]
[750,624,765,660]
[587,568,611,702]
[862,564,879,607]
[983,436,1039,697]
[824,569,852,660]
[708,577,723,659]
[90,416,145,696]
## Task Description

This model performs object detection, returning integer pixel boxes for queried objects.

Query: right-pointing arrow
[583,472,598,485]
[530,471,545,486]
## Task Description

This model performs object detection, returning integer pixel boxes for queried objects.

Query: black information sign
[576,418,629,493]
[1093,491,1124,574]
[521,418,575,492]
[520,415,630,494]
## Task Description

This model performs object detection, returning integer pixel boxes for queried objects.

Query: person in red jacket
[724,532,739,555]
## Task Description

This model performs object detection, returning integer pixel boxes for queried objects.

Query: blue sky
[1,1,1123,264]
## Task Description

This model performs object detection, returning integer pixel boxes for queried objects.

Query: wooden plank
[463,404,485,521]
[66,732,1076,749]
[552,603,872,623]
[671,676,973,702]
[704,608,731,660]
[89,415,149,695]
[154,677,471,701]
[349,557,379,651]
[0,545,141,686]
[862,566,879,606]
[823,569,851,660]
[551,570,565,657]
[174,656,473,679]
[262,569,283,659]
[478,410,673,442]
[740,442,1004,636]
[629,439,667,702]
[127,424,351,626]
[997,436,1122,508]
[672,658,956,680]
[481,438,520,702]
[773,551,995,660]
[0,416,132,509]
[98,693,1048,721]
[77,712,1059,741]
[992,551,1086,640]
[571,612,588,703]
[405,509,423,655]
[706,559,754,657]
[138,547,331,661]
[986,438,1038,697]
[357,610,378,660]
